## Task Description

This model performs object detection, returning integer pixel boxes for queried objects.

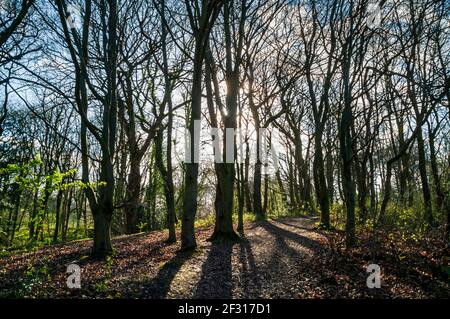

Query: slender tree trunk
[155,132,177,243]
[313,134,330,227]
[326,137,334,205]
[253,129,263,220]
[416,130,433,226]
[182,40,203,250]
[340,52,356,246]
[156,0,177,243]
[263,174,269,216]
[244,140,252,212]
[29,188,39,241]
[249,81,263,220]
[9,190,21,245]
[429,130,450,236]
[125,156,142,234]
[63,188,73,241]
[237,162,245,232]
[275,168,288,208]
[53,189,63,242]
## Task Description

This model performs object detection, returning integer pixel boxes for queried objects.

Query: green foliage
[267,204,308,220]
[137,221,147,233]
[0,157,94,249]
[328,199,435,243]
[94,282,108,293]
[315,221,335,230]
[194,214,215,229]
[10,259,51,298]
[0,157,42,191]
[0,248,11,258]
[327,203,346,231]
[383,203,428,240]
[237,212,256,224]
[192,212,256,230]
[94,254,115,295]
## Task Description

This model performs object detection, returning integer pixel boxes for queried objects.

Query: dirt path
[135,217,385,298]
[0,217,446,298]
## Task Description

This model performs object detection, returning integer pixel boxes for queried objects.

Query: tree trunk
[155,132,177,243]
[326,137,334,205]
[340,109,356,246]
[250,95,263,220]
[429,131,450,232]
[263,174,269,216]
[92,209,113,257]
[181,39,203,250]
[244,140,252,212]
[211,163,240,240]
[253,158,263,220]
[237,162,245,232]
[125,156,142,234]
[340,53,356,246]
[313,135,330,228]
[416,130,433,226]
[53,189,63,242]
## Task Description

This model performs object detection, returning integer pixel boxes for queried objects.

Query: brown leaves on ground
[0,217,448,298]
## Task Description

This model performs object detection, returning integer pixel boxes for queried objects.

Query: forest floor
[0,216,448,298]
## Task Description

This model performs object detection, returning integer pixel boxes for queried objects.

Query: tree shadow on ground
[114,240,172,274]
[260,220,368,298]
[137,249,194,298]
[194,240,234,298]
[261,220,436,298]
[262,221,325,252]
[276,218,319,233]
[236,238,261,298]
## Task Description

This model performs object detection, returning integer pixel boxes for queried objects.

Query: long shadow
[261,221,324,253]
[260,220,367,298]
[276,218,318,232]
[237,238,261,298]
[114,241,170,274]
[266,220,450,297]
[194,240,234,298]
[138,249,194,298]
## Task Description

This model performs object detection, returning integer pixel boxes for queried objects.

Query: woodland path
[0,217,446,298]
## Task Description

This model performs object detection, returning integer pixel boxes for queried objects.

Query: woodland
[0,0,449,299]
